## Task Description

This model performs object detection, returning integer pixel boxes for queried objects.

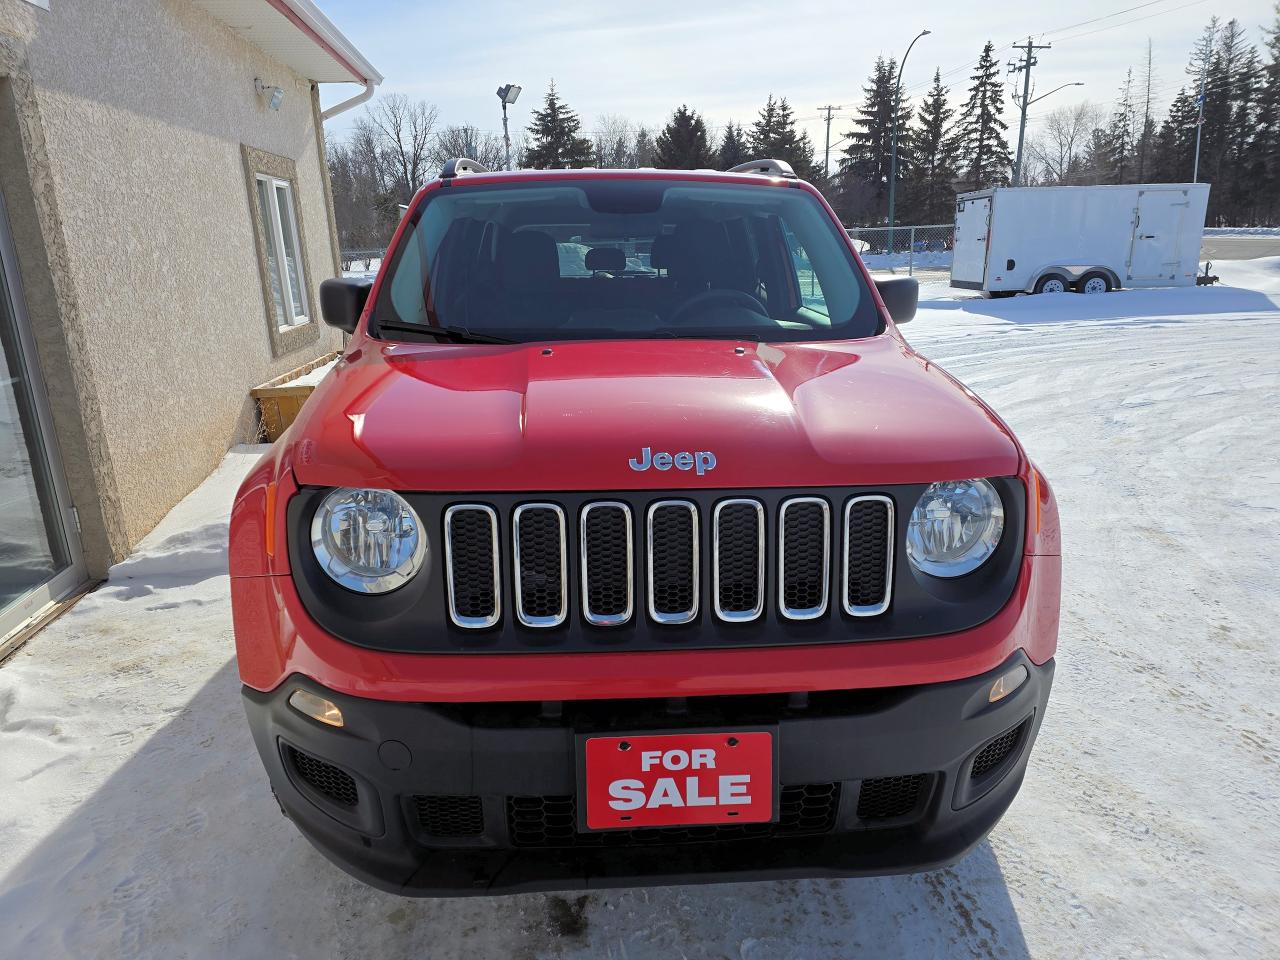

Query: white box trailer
[950,183,1210,295]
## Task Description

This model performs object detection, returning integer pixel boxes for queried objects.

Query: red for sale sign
[582,731,774,830]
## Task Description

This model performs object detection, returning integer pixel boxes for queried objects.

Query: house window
[241,144,318,357]
[255,175,309,327]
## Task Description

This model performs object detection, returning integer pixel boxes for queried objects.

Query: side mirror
[319,277,373,334]
[874,276,918,325]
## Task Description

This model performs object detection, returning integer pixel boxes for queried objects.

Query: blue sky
[318,0,1277,156]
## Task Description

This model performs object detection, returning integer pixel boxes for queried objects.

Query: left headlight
[310,487,427,594]
[906,479,1005,578]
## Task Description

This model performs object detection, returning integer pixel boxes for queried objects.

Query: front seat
[496,230,561,327]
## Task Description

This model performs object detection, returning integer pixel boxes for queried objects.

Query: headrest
[670,220,735,285]
[585,247,626,273]
[499,231,558,291]
[649,234,674,270]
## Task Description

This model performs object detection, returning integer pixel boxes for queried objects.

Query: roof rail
[440,157,490,179]
[727,158,797,179]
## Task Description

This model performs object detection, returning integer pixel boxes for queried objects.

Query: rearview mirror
[874,276,918,325]
[320,277,373,334]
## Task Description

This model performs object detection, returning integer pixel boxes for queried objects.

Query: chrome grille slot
[713,499,765,622]
[513,503,567,627]
[647,500,699,624]
[843,495,894,616]
[443,504,500,629]
[581,502,633,626]
[779,497,830,620]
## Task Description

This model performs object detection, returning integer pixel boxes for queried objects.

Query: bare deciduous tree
[432,125,507,172]
[360,93,439,200]
[1026,102,1103,184]
[592,114,635,168]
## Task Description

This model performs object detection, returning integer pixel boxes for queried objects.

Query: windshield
[371,178,882,342]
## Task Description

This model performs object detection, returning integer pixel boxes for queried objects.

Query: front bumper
[243,652,1054,896]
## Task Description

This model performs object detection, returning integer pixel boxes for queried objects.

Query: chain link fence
[847,224,954,282]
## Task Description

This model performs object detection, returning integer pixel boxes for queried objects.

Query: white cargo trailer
[950,183,1210,295]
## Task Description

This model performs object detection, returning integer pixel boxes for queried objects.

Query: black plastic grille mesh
[856,774,925,820]
[447,508,497,621]
[517,508,564,620]
[846,500,891,610]
[650,504,696,616]
[413,795,485,837]
[716,502,762,616]
[971,720,1027,779]
[583,506,631,620]
[286,745,358,807]
[782,501,827,613]
[507,783,840,848]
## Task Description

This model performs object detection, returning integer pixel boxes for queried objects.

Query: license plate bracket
[577,728,777,831]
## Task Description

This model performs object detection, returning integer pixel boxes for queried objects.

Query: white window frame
[255,174,310,328]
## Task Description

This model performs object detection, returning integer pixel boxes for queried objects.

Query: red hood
[287,337,1021,491]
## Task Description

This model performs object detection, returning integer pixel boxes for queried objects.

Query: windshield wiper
[375,320,516,344]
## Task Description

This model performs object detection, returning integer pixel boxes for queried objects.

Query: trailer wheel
[1033,273,1070,294]
[1078,272,1112,295]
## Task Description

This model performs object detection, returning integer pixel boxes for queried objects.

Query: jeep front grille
[444,505,500,628]
[843,495,894,616]
[513,504,568,627]
[779,497,830,619]
[580,502,633,625]
[442,493,895,631]
[647,500,699,624]
[713,499,765,621]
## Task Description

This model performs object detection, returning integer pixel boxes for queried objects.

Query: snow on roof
[189,0,381,85]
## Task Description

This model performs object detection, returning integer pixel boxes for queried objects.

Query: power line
[1052,0,1209,44]
[1037,0,1177,39]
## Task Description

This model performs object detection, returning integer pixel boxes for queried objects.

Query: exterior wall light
[254,77,285,111]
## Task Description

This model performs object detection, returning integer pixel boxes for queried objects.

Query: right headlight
[310,487,427,594]
[906,479,1005,578]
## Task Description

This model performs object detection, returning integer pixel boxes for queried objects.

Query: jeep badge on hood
[628,447,717,476]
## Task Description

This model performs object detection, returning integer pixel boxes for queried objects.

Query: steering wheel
[667,288,769,326]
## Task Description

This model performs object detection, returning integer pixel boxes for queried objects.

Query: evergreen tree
[523,80,594,169]
[838,58,909,218]
[1254,4,1280,222]
[749,95,819,180]
[630,125,656,167]
[954,42,1012,191]
[652,105,717,169]
[902,69,959,223]
[718,121,750,169]
[1150,88,1199,183]
[1107,69,1138,183]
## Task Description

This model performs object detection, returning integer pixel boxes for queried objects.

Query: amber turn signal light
[989,664,1029,703]
[288,688,344,727]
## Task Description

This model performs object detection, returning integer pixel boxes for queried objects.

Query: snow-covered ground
[2,263,1279,958]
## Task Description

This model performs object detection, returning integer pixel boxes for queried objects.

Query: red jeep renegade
[229,158,1060,896]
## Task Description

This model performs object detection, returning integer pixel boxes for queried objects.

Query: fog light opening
[989,665,1029,703]
[289,689,345,727]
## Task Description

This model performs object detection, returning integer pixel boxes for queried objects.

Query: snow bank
[1203,226,1280,236]
[1210,255,1280,294]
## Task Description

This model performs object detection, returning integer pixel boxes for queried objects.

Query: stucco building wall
[0,0,343,574]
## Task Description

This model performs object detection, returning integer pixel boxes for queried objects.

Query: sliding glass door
[0,188,84,642]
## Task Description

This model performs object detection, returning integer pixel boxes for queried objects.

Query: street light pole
[496,84,522,171]
[887,29,929,258]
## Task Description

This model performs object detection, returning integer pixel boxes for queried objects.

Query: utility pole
[818,105,842,179]
[1008,37,1052,186]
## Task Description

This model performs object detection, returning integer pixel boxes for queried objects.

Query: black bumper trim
[242,652,1053,896]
